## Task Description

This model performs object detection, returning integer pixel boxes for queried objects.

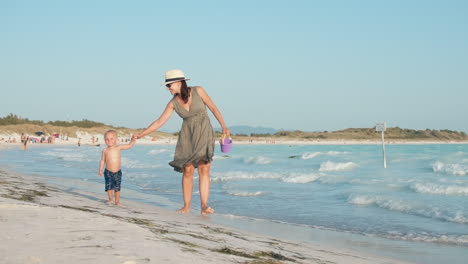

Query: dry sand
[0,168,413,264]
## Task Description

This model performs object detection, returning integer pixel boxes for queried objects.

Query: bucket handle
[221,133,232,144]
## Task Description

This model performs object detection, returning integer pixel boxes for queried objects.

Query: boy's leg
[177,164,194,213]
[104,169,114,204]
[115,191,121,206]
[113,170,122,206]
[107,190,114,204]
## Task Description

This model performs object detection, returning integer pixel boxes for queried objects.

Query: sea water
[1,143,468,264]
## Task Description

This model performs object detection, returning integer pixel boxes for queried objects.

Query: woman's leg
[177,164,194,213]
[198,161,214,215]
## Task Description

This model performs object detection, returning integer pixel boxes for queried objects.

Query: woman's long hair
[180,80,191,103]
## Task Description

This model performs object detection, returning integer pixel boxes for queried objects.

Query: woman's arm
[119,136,137,150]
[135,101,175,139]
[197,86,230,136]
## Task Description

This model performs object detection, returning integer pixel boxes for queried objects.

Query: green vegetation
[1,113,467,141]
[0,113,172,139]
[0,113,107,128]
[243,127,467,141]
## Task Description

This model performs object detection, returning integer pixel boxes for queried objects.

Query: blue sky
[1,0,467,132]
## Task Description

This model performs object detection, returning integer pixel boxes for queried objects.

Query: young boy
[98,130,136,206]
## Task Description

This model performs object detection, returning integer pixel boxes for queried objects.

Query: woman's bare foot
[201,207,214,216]
[116,202,123,207]
[107,201,114,206]
[177,207,190,213]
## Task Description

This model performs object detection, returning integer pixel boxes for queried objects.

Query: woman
[134,69,230,215]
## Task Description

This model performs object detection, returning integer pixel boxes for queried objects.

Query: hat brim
[162,78,190,86]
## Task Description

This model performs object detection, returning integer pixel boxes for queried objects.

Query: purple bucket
[220,138,232,153]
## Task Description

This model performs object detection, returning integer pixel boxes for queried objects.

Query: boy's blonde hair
[104,130,118,137]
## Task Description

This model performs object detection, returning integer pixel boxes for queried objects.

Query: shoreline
[0,168,413,264]
[1,135,468,150]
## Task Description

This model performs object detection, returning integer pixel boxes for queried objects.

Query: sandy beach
[0,166,414,264]
[1,130,467,149]
[2,132,466,263]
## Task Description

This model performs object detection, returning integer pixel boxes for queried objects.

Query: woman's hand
[222,128,231,138]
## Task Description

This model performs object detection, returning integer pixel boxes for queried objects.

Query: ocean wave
[212,171,282,183]
[301,151,350,160]
[220,210,468,246]
[213,155,231,160]
[301,152,321,159]
[122,158,162,169]
[213,171,326,184]
[41,151,93,162]
[348,194,468,224]
[432,161,467,176]
[411,183,468,196]
[148,149,170,155]
[244,156,273,165]
[379,232,468,246]
[319,161,357,171]
[282,173,324,183]
[51,148,74,152]
[225,190,267,197]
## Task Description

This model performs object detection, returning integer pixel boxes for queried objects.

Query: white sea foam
[212,171,282,183]
[226,190,267,197]
[319,161,357,171]
[411,183,468,196]
[326,151,350,155]
[301,151,349,160]
[301,152,321,159]
[244,156,273,165]
[122,157,161,169]
[51,148,74,152]
[382,232,468,246]
[213,155,231,160]
[41,151,93,162]
[148,149,170,155]
[432,161,467,176]
[348,194,468,224]
[282,173,323,183]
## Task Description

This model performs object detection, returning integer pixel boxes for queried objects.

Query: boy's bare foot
[107,201,114,205]
[201,207,214,216]
[177,207,190,214]
[116,202,123,207]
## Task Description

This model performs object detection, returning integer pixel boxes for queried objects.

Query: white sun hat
[163,69,190,86]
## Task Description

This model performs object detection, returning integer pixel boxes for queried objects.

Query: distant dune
[1,114,467,142]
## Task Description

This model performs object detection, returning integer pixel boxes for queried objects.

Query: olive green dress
[169,87,215,172]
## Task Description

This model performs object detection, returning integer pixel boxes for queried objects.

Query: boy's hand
[98,171,102,177]
[132,134,139,140]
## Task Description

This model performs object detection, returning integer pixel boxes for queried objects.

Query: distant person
[22,136,29,150]
[134,69,230,215]
[21,133,29,150]
[78,138,81,147]
[98,130,136,206]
